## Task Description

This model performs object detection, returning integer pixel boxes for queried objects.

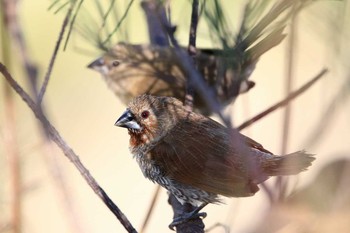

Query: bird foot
[168,211,207,230]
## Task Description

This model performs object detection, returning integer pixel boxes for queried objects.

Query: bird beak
[87,57,104,69]
[87,57,109,75]
[115,110,142,130]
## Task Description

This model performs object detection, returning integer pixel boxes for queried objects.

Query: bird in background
[115,94,315,228]
[87,0,296,115]
[87,42,260,114]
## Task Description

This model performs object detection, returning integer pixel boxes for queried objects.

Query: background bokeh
[1,0,350,232]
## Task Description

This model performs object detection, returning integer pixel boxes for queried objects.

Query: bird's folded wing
[150,118,260,197]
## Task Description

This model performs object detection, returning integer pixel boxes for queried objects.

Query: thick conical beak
[115,110,142,130]
[87,57,104,69]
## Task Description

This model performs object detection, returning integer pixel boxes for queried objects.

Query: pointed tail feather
[263,151,315,176]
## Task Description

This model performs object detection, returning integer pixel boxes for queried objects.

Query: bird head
[87,43,135,76]
[115,95,187,144]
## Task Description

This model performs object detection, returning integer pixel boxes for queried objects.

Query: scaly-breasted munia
[115,94,315,227]
[88,42,262,115]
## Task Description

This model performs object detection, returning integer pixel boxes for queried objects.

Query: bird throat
[128,128,154,148]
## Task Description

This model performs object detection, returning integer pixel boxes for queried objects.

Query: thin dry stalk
[305,77,350,147]
[3,85,21,233]
[1,3,22,231]
[139,185,161,233]
[185,0,199,110]
[38,4,74,104]
[237,68,328,131]
[0,63,137,233]
[275,3,298,198]
[1,1,86,232]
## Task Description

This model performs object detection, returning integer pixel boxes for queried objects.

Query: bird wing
[150,117,262,197]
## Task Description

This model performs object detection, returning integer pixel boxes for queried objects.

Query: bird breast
[134,152,171,185]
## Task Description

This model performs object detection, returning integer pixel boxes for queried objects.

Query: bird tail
[262,151,315,176]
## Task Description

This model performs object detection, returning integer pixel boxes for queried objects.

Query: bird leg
[169,203,208,230]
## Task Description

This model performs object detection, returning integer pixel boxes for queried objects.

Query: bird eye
[112,60,120,67]
[141,110,150,119]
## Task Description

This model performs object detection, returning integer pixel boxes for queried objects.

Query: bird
[87,42,259,115]
[86,1,291,115]
[87,0,301,115]
[114,94,315,228]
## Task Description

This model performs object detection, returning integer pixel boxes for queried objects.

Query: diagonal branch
[139,185,161,233]
[185,0,199,110]
[237,68,328,131]
[163,17,231,127]
[37,5,73,104]
[2,1,88,230]
[0,62,137,233]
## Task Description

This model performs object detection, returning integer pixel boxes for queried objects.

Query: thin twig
[3,78,22,233]
[305,77,349,147]
[102,0,135,45]
[139,185,161,233]
[185,0,199,111]
[276,4,298,198]
[0,63,137,233]
[2,1,88,231]
[2,0,38,96]
[237,68,328,131]
[1,3,21,232]
[63,0,84,51]
[37,5,73,104]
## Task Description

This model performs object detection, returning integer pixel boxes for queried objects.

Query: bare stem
[141,0,170,46]
[37,5,73,104]
[3,85,22,233]
[237,68,328,131]
[185,0,199,111]
[163,19,231,127]
[139,185,161,233]
[276,5,298,198]
[0,63,137,233]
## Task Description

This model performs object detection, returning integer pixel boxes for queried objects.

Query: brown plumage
[87,1,303,117]
[115,95,315,207]
[88,43,262,115]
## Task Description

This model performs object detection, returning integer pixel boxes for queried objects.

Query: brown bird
[115,94,315,228]
[87,0,301,115]
[88,42,260,115]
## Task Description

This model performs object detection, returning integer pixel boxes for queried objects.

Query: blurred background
[0,0,350,232]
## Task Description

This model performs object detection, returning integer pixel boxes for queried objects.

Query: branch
[141,0,170,46]
[162,14,231,127]
[2,1,87,231]
[276,3,298,198]
[38,5,73,104]
[184,0,199,111]
[102,0,135,45]
[168,195,205,233]
[2,0,38,96]
[0,63,137,233]
[237,68,328,131]
[140,185,161,233]
[305,76,350,147]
